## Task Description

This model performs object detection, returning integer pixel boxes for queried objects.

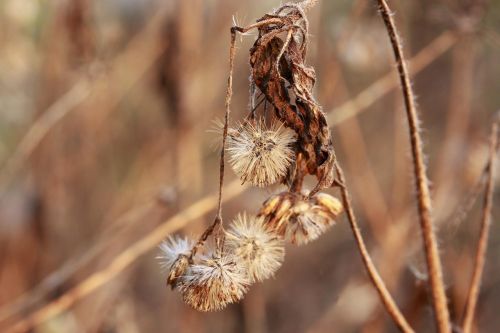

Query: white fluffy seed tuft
[227,122,295,187]
[259,192,343,245]
[225,213,285,282]
[157,236,193,272]
[179,254,250,312]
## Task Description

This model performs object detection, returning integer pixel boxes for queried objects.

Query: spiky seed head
[259,191,343,245]
[227,122,295,187]
[157,236,193,271]
[286,205,331,245]
[157,236,194,288]
[258,194,282,216]
[314,192,343,216]
[166,254,190,289]
[258,192,295,236]
[179,254,250,312]
[225,213,285,282]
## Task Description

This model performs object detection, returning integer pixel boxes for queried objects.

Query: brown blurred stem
[373,0,451,331]
[333,160,414,333]
[461,118,499,333]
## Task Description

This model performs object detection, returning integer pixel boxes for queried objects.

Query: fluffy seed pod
[179,255,250,312]
[227,122,295,187]
[258,191,343,245]
[157,237,193,288]
[158,236,193,270]
[167,255,190,289]
[225,213,285,282]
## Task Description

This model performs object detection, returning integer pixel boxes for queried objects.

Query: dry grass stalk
[374,0,451,331]
[461,117,499,333]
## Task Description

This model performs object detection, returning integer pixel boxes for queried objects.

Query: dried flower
[227,122,295,187]
[179,254,250,312]
[225,213,285,282]
[157,237,193,288]
[259,191,343,245]
[157,236,193,271]
[167,255,190,289]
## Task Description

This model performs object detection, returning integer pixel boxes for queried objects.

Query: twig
[217,29,237,219]
[373,0,451,332]
[461,118,499,333]
[191,28,237,257]
[333,160,414,333]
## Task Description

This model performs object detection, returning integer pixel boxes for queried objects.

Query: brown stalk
[333,160,414,333]
[461,118,499,333]
[373,0,451,332]
[191,29,237,256]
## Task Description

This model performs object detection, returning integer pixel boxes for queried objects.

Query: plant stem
[373,0,451,332]
[191,28,237,257]
[334,161,414,333]
[462,118,498,333]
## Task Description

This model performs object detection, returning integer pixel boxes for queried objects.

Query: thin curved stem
[192,28,238,256]
[334,160,415,333]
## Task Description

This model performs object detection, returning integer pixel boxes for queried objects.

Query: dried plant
[227,122,295,187]
[146,1,497,332]
[157,0,350,313]
[225,213,285,282]
[157,1,412,330]
[258,191,342,245]
[179,254,250,312]
[2,0,498,331]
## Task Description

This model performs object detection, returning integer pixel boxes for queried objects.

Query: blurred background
[0,0,499,332]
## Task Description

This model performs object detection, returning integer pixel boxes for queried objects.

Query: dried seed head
[227,122,295,187]
[258,192,295,235]
[157,236,193,271]
[285,203,333,245]
[167,254,190,289]
[259,191,343,245]
[313,192,343,216]
[179,254,250,312]
[225,213,285,282]
[157,236,194,288]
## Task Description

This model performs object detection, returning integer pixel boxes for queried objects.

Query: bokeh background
[0,0,499,332]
